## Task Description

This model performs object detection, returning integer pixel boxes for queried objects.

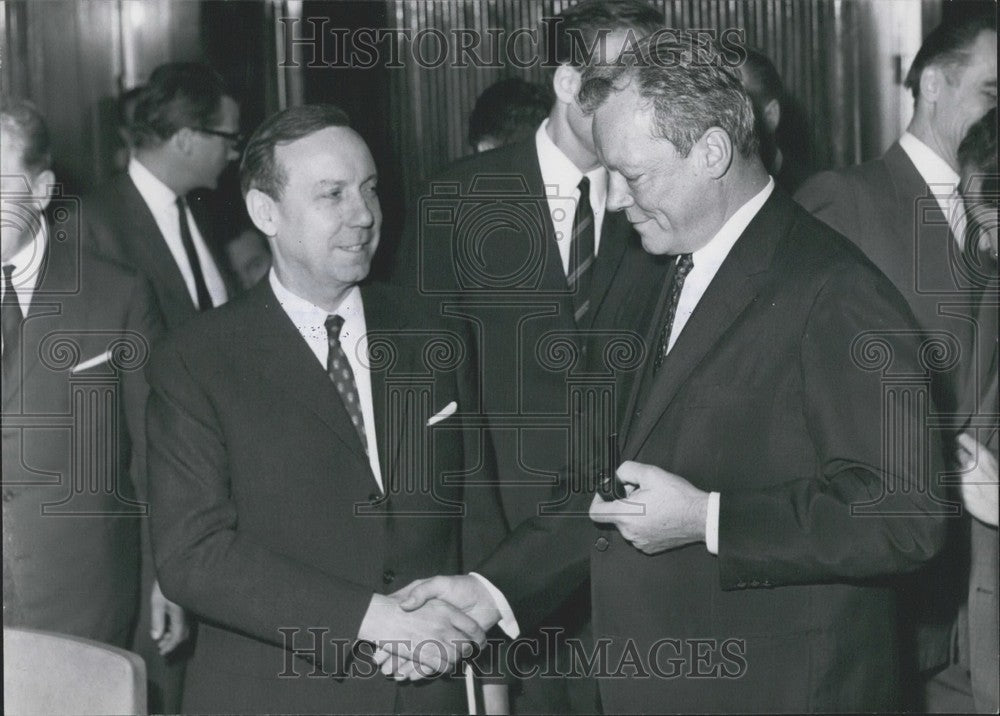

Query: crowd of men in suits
[1,1,996,713]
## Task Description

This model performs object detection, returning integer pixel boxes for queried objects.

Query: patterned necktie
[653,254,694,373]
[567,176,595,324]
[325,314,368,453]
[176,197,213,311]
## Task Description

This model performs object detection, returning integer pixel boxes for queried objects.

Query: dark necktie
[567,176,595,324]
[653,254,694,373]
[325,314,369,453]
[2,264,25,394]
[176,197,213,311]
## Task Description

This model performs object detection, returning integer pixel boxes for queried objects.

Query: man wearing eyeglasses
[82,61,241,713]
[86,62,239,331]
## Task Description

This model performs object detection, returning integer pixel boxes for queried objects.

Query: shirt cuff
[469,573,520,639]
[705,491,720,555]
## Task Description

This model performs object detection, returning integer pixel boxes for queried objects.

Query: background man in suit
[1,98,163,648]
[795,14,997,710]
[396,32,949,713]
[83,61,242,711]
[147,104,508,714]
[86,62,239,329]
[394,2,666,711]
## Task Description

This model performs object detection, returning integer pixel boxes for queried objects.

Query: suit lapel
[248,282,372,467]
[623,194,786,459]
[587,210,630,323]
[4,237,76,410]
[117,176,199,321]
[359,283,401,487]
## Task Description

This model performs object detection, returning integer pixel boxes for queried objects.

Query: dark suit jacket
[796,144,980,675]
[477,190,948,713]
[2,211,163,647]
[147,279,506,714]
[395,139,669,529]
[84,173,237,329]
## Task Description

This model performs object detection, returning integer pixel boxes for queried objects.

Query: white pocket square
[70,350,112,374]
[426,401,457,426]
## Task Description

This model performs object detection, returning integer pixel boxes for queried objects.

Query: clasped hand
[365,576,501,680]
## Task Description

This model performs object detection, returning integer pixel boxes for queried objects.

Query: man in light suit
[395,32,949,713]
[147,104,508,714]
[394,3,668,710]
[795,14,997,710]
[2,99,163,648]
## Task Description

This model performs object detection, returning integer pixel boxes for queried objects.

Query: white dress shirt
[128,158,228,307]
[660,178,776,555]
[535,120,608,275]
[268,270,384,492]
[898,132,966,246]
[1,223,47,356]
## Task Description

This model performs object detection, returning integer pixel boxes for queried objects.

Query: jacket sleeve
[147,339,374,664]
[717,263,949,588]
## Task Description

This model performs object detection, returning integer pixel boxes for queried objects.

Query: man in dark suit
[395,32,949,713]
[85,62,239,330]
[395,3,667,710]
[795,15,997,710]
[83,61,242,710]
[148,104,508,714]
[2,99,163,648]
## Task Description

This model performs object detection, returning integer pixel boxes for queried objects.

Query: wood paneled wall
[386,0,871,200]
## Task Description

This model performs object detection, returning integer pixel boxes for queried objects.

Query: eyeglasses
[192,127,244,148]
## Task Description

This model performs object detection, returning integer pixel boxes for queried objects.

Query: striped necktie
[653,254,695,373]
[325,314,368,453]
[567,176,595,324]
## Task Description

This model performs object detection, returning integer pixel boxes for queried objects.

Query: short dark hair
[905,14,996,100]
[468,78,552,149]
[131,62,231,148]
[0,96,51,176]
[739,48,784,107]
[544,0,664,68]
[958,106,998,173]
[579,30,759,159]
[240,103,352,198]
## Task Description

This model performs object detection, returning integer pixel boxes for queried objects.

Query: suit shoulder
[428,141,536,185]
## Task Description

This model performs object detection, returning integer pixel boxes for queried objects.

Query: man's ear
[919,66,942,103]
[171,127,195,156]
[245,188,277,237]
[553,64,582,106]
[699,127,733,180]
[32,169,56,212]
[762,98,781,134]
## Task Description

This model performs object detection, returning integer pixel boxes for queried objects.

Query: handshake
[357,575,505,680]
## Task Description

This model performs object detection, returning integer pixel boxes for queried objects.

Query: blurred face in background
[933,30,997,163]
[0,125,53,262]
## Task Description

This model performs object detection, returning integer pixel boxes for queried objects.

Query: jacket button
[634,408,642,418]
[594,537,609,552]
[382,570,395,585]
[2,490,13,502]
[368,493,381,505]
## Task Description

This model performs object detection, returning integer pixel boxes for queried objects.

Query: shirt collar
[692,177,775,269]
[268,269,364,344]
[899,132,959,192]
[535,119,608,208]
[5,217,48,291]
[128,156,179,212]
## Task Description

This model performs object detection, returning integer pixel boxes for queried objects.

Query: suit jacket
[395,139,669,529]
[796,144,981,675]
[2,209,163,647]
[477,190,948,713]
[84,173,237,329]
[147,278,506,714]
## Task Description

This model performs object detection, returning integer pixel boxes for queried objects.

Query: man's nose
[606,172,634,212]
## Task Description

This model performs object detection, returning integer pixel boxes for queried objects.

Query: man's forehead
[595,89,653,155]
[276,127,373,182]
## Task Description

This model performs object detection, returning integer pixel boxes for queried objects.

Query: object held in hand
[598,434,626,502]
